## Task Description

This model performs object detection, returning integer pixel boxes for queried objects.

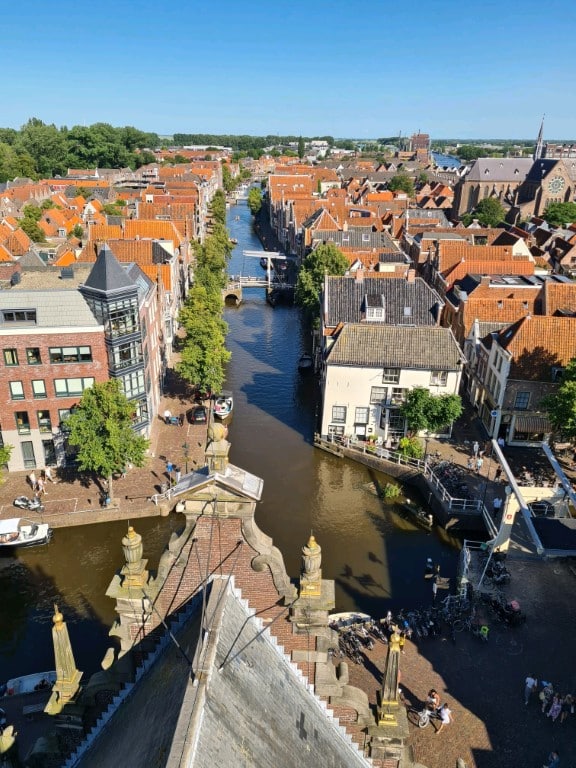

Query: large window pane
[9,381,25,400]
[37,410,52,433]
[26,347,41,365]
[32,380,47,399]
[15,411,30,434]
[3,348,18,366]
[331,405,346,423]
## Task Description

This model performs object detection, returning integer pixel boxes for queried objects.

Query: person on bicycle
[427,689,440,712]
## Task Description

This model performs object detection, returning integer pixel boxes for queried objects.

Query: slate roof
[324,275,443,327]
[326,324,463,370]
[0,289,101,328]
[82,244,135,294]
[312,229,397,251]
[464,158,533,182]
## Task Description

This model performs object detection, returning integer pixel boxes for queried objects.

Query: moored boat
[0,518,52,549]
[1,670,56,697]
[213,391,234,420]
[298,353,314,371]
[399,500,434,530]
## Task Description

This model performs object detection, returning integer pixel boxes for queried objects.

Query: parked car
[187,405,208,425]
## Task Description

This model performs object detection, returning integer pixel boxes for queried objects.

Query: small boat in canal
[298,353,314,371]
[399,500,434,530]
[0,670,56,697]
[328,612,372,631]
[214,391,234,420]
[0,518,52,549]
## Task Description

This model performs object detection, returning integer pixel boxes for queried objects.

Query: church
[452,121,576,222]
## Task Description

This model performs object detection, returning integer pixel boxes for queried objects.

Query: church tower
[533,116,545,161]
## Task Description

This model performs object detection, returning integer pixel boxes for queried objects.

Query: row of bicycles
[428,460,475,501]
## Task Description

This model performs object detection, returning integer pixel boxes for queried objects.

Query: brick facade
[1,328,108,471]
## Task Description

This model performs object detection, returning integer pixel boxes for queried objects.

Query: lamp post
[182,442,190,474]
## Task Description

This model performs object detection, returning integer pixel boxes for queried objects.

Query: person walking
[493,496,503,519]
[175,468,182,484]
[435,703,453,734]
[494,465,503,482]
[476,456,484,474]
[547,694,563,722]
[36,477,46,497]
[524,674,538,705]
[28,470,37,492]
[472,441,479,457]
[44,466,55,484]
[560,693,573,724]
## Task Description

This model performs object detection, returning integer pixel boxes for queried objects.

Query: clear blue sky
[3,0,575,140]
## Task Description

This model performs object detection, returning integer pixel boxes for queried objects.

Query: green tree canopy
[542,201,576,228]
[295,242,349,315]
[461,197,505,228]
[0,444,13,483]
[542,358,576,441]
[65,379,149,500]
[400,388,463,435]
[388,173,414,196]
[248,187,262,215]
[456,145,490,161]
[298,136,305,159]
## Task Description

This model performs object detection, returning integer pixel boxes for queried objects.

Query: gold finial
[127,526,135,538]
[307,532,317,549]
[53,604,64,629]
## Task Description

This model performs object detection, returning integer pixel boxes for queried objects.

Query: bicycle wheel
[453,619,466,632]
[418,709,431,728]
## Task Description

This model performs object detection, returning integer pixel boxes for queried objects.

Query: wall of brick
[0,328,108,471]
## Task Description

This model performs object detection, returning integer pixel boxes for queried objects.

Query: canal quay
[4,196,576,768]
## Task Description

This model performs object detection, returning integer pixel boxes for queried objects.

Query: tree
[71,224,84,239]
[298,136,305,160]
[388,173,414,197]
[542,201,576,228]
[461,197,505,228]
[295,242,349,315]
[64,380,149,501]
[400,388,463,435]
[19,217,46,243]
[541,358,576,441]
[456,145,489,162]
[248,187,262,215]
[0,444,13,484]
[397,436,424,459]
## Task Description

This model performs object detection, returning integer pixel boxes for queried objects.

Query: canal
[0,196,459,686]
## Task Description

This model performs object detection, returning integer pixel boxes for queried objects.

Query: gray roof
[312,229,398,251]
[324,275,443,327]
[0,289,101,328]
[79,579,370,768]
[464,158,533,183]
[327,324,463,370]
[83,244,135,294]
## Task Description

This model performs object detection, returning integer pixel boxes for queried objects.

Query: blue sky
[3,0,575,140]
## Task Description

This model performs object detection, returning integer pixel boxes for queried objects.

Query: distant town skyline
[4,0,574,140]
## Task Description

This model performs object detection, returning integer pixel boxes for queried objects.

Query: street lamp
[182,442,190,474]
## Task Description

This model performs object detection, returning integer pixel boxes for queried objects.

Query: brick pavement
[0,386,208,528]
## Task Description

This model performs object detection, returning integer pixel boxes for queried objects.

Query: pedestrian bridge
[221,250,294,304]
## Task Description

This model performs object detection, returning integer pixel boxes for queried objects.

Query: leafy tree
[461,197,505,228]
[456,145,490,162]
[102,202,126,217]
[71,224,84,239]
[0,444,13,483]
[397,436,424,459]
[222,162,235,193]
[388,173,414,196]
[248,187,262,215]
[41,199,55,210]
[542,358,576,441]
[295,242,349,315]
[416,171,429,186]
[298,136,305,159]
[0,142,37,182]
[22,204,42,221]
[15,118,68,177]
[65,379,149,501]
[542,201,576,228]
[400,388,463,435]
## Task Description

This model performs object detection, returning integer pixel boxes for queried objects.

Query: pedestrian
[540,682,554,713]
[166,460,173,481]
[44,466,55,483]
[542,750,560,768]
[164,409,172,425]
[476,456,484,474]
[497,436,505,449]
[548,694,562,722]
[120,466,127,479]
[398,631,406,655]
[524,673,538,705]
[472,441,479,457]
[467,456,474,471]
[427,689,441,712]
[175,468,182,484]
[28,470,37,491]
[36,477,46,496]
[495,466,503,482]
[493,496,503,519]
[432,574,438,603]
[560,693,573,723]
[435,703,453,734]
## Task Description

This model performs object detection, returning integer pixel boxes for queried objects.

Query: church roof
[464,158,533,183]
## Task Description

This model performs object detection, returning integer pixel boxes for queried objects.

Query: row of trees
[177,190,231,394]
[0,118,159,181]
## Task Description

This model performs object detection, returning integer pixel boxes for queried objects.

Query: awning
[514,414,553,433]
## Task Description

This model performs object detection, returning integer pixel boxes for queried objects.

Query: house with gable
[468,315,576,444]
[318,272,461,441]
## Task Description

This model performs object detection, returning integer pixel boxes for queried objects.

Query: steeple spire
[534,116,545,161]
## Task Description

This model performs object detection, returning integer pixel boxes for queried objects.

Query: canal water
[0,197,460,685]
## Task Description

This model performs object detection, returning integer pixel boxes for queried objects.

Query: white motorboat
[0,518,52,549]
[213,392,234,420]
[1,670,56,697]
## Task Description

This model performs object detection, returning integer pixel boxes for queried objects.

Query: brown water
[0,199,459,685]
